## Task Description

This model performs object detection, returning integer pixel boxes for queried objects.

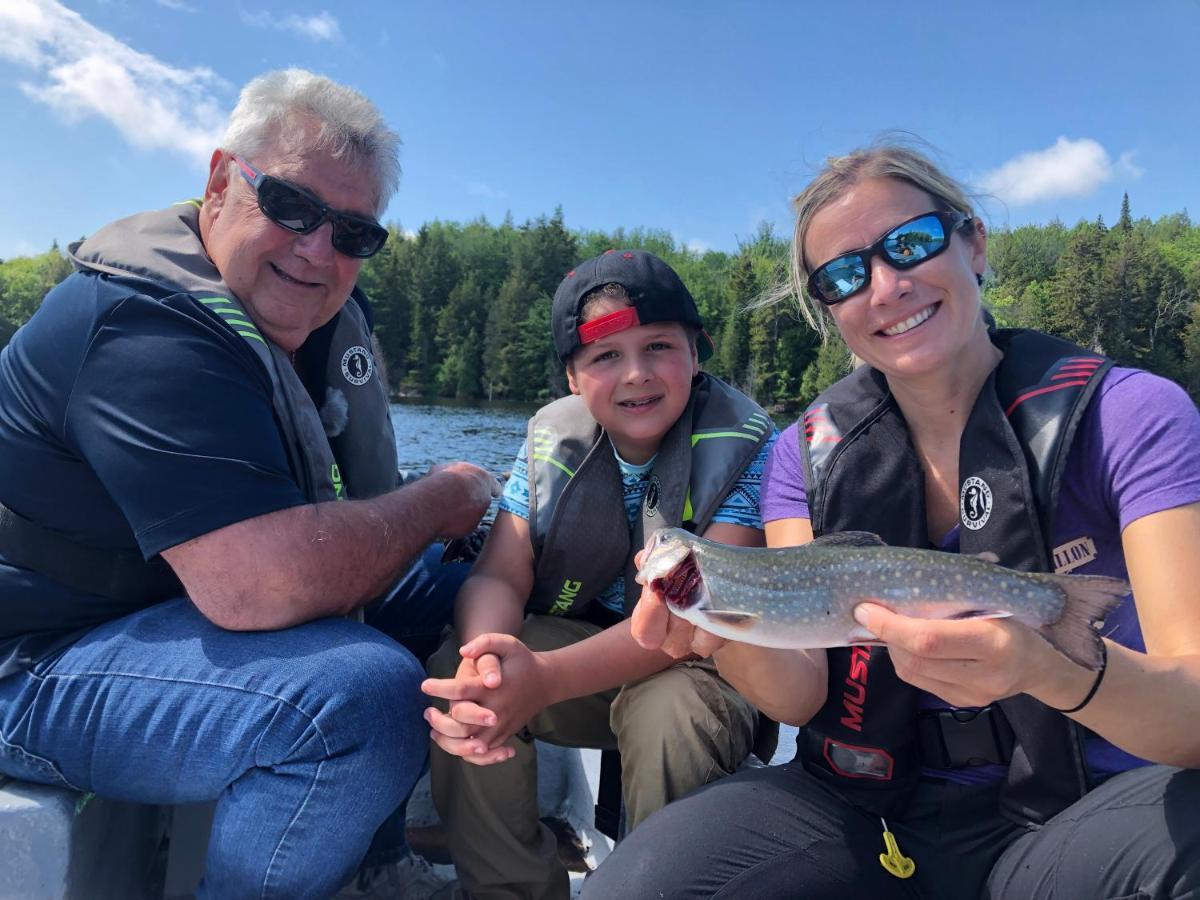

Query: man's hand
[630,550,727,659]
[422,633,553,762]
[425,461,502,539]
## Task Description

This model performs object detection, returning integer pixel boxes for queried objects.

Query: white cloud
[154,0,196,11]
[465,181,506,200]
[981,137,1142,206]
[1117,150,1144,180]
[241,10,341,43]
[686,238,711,255]
[0,0,227,166]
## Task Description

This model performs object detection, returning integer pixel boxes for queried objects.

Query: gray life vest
[68,201,398,505]
[0,202,398,606]
[526,372,773,621]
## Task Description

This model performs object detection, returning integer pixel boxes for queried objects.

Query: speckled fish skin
[636,527,1129,670]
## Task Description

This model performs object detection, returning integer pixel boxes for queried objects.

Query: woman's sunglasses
[807,210,973,306]
[232,155,389,259]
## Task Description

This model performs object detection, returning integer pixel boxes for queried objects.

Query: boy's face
[566,297,699,465]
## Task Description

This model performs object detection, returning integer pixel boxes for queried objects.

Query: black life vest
[526,373,773,620]
[798,328,1112,824]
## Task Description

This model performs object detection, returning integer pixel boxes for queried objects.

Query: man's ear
[565,362,580,395]
[203,149,232,212]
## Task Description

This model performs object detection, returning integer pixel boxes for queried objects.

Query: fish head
[636,528,693,586]
[637,528,704,612]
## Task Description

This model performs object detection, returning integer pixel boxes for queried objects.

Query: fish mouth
[651,551,703,611]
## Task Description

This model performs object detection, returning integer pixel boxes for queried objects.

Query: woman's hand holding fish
[852,602,1081,708]
[631,551,728,659]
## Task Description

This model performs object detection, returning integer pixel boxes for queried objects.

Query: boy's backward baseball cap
[551,249,716,363]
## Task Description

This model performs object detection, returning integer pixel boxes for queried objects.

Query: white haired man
[0,69,492,898]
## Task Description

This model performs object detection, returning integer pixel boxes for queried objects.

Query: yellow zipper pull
[879,817,915,879]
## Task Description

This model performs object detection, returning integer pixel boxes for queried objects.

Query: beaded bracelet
[1052,641,1108,714]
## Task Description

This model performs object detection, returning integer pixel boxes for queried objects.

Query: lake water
[389,397,537,478]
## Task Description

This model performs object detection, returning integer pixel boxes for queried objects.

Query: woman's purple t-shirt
[761,367,1200,783]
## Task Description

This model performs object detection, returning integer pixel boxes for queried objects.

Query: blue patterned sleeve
[709,430,778,530]
[498,441,531,521]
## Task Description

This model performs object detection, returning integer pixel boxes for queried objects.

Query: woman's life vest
[0,202,398,604]
[525,372,773,621]
[798,328,1112,825]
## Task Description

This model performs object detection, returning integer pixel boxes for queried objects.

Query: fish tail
[1036,573,1128,670]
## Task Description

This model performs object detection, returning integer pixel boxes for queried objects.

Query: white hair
[222,68,401,214]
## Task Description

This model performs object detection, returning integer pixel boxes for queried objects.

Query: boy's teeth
[882,306,934,336]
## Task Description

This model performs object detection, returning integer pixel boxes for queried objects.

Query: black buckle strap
[0,501,181,604]
[917,706,1015,768]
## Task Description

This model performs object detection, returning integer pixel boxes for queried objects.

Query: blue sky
[1,0,1196,260]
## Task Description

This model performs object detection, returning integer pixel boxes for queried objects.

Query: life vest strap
[916,706,1016,769]
[0,501,181,604]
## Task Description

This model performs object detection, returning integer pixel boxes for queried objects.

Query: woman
[580,145,1200,898]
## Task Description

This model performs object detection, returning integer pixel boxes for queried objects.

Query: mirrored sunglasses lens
[258,178,324,233]
[884,215,946,267]
[814,257,867,303]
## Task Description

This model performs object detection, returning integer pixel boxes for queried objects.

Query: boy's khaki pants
[427,614,760,900]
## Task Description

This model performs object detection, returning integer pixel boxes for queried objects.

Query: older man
[0,70,492,898]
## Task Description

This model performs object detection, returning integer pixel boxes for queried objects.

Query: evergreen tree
[409,224,461,391]
[797,332,851,408]
[719,254,756,389]
[1047,219,1107,349]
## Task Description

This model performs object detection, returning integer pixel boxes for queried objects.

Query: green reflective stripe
[198,297,228,305]
[223,317,257,329]
[691,431,760,446]
[741,422,766,434]
[748,412,770,425]
[238,330,267,344]
[532,453,575,478]
[683,491,694,522]
[174,199,202,209]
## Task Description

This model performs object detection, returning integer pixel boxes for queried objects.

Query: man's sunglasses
[807,210,973,306]
[232,155,389,259]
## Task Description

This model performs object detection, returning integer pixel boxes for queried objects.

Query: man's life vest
[525,372,773,621]
[798,328,1113,825]
[0,202,398,604]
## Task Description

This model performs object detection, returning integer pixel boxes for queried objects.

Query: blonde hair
[770,143,977,336]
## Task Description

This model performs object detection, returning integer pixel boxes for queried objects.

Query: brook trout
[636,528,1128,670]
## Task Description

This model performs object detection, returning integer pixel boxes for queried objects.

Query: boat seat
[0,776,167,899]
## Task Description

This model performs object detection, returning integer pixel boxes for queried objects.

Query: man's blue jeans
[0,544,466,899]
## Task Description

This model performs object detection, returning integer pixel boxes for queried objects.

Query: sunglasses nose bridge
[291,219,338,262]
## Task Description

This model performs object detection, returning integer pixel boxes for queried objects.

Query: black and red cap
[551,249,715,363]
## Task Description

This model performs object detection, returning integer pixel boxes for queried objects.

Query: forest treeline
[2,194,1197,411]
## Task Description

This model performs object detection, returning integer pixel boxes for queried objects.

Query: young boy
[422,249,777,900]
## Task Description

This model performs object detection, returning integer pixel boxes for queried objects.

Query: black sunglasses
[232,155,389,259]
[807,210,973,306]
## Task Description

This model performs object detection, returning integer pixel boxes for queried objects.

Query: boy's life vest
[798,328,1113,825]
[0,203,398,604]
[525,372,773,621]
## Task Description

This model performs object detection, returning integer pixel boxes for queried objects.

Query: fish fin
[1038,574,1129,670]
[699,610,762,630]
[810,531,888,548]
[947,609,1011,621]
[973,551,1001,564]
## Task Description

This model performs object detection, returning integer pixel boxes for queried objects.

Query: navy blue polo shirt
[0,271,309,678]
